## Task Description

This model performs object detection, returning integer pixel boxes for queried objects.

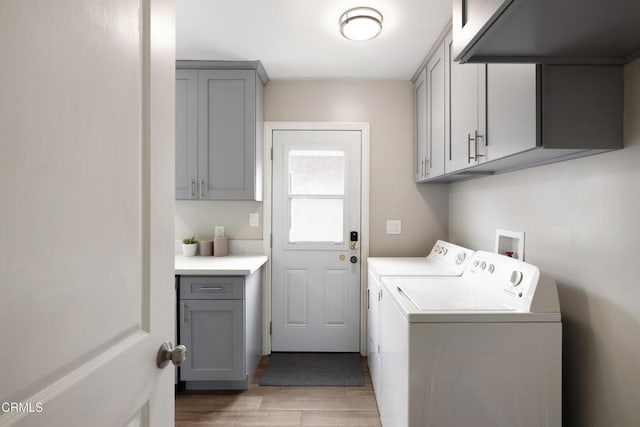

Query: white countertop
[175,255,268,275]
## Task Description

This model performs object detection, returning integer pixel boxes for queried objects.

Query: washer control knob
[480,261,487,270]
[510,270,523,286]
[473,260,480,267]
[443,248,448,255]
[488,264,495,273]
[456,253,466,265]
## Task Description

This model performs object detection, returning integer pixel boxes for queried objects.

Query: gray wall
[264,80,449,256]
[449,59,640,427]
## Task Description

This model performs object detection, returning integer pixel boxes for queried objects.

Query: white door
[0,1,176,426]
[272,130,361,352]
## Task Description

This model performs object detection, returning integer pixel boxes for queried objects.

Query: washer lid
[394,277,514,312]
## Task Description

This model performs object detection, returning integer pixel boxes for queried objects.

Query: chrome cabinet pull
[190,179,196,197]
[468,130,485,163]
[199,286,224,291]
[200,179,205,198]
[474,130,485,160]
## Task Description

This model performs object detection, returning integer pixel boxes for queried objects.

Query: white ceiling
[176,0,453,80]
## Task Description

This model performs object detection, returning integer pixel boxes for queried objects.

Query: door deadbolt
[350,256,358,264]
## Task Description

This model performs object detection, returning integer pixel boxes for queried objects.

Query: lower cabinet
[180,299,245,382]
[177,270,263,390]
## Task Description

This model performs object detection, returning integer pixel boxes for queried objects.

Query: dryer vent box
[495,229,525,261]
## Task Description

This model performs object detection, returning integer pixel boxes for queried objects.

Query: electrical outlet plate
[214,226,225,237]
[249,213,259,227]
[386,220,402,235]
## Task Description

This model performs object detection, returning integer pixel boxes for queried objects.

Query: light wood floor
[176,356,381,427]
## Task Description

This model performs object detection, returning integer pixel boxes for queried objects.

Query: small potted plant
[182,234,198,256]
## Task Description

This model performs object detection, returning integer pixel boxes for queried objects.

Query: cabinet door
[452,0,509,61]
[486,64,537,161]
[426,42,446,177]
[445,32,487,173]
[175,70,198,199]
[180,299,245,381]
[414,68,428,182]
[367,271,381,394]
[198,69,256,200]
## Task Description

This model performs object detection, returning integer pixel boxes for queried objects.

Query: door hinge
[270,234,273,248]
[378,290,382,301]
[269,321,272,335]
[270,147,273,160]
[378,344,381,354]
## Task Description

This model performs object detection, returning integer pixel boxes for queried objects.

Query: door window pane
[289,198,343,243]
[289,150,344,195]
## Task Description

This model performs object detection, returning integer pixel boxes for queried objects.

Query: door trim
[263,122,370,355]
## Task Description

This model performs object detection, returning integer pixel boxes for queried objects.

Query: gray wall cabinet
[175,70,198,199]
[445,31,487,174]
[415,40,447,182]
[175,61,268,201]
[178,270,263,390]
[414,26,623,183]
[452,0,640,65]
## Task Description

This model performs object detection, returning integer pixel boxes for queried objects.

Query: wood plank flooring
[176,356,381,427]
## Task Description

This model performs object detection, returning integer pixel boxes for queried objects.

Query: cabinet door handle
[190,179,196,198]
[183,304,189,324]
[474,130,485,160]
[468,131,485,163]
[199,286,224,291]
[200,179,205,198]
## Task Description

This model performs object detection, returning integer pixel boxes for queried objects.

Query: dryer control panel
[429,240,474,270]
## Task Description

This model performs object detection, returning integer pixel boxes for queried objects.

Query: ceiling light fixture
[339,7,383,41]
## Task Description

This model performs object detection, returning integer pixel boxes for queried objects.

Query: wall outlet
[386,220,402,235]
[249,212,260,227]
[214,226,225,237]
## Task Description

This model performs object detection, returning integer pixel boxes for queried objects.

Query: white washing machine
[367,240,474,402]
[378,251,562,427]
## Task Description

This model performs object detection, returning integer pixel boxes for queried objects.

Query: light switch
[214,226,225,237]
[386,220,402,235]
[249,212,260,227]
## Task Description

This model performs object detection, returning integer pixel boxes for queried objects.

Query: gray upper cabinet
[452,0,640,64]
[175,70,198,199]
[426,42,446,178]
[414,38,446,182]
[176,61,268,201]
[445,31,487,174]
[414,25,623,183]
[414,68,427,181]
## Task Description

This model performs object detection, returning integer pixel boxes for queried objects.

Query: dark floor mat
[259,352,364,386]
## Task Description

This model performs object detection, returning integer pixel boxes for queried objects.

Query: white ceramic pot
[182,243,197,257]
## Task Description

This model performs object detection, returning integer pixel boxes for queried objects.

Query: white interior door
[0,1,176,426]
[272,130,361,352]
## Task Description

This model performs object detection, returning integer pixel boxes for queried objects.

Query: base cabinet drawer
[179,299,245,381]
[179,276,244,300]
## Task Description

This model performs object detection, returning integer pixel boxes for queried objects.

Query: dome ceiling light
[339,7,383,41]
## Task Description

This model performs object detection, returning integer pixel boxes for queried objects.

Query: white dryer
[366,240,474,402]
[378,251,562,427]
